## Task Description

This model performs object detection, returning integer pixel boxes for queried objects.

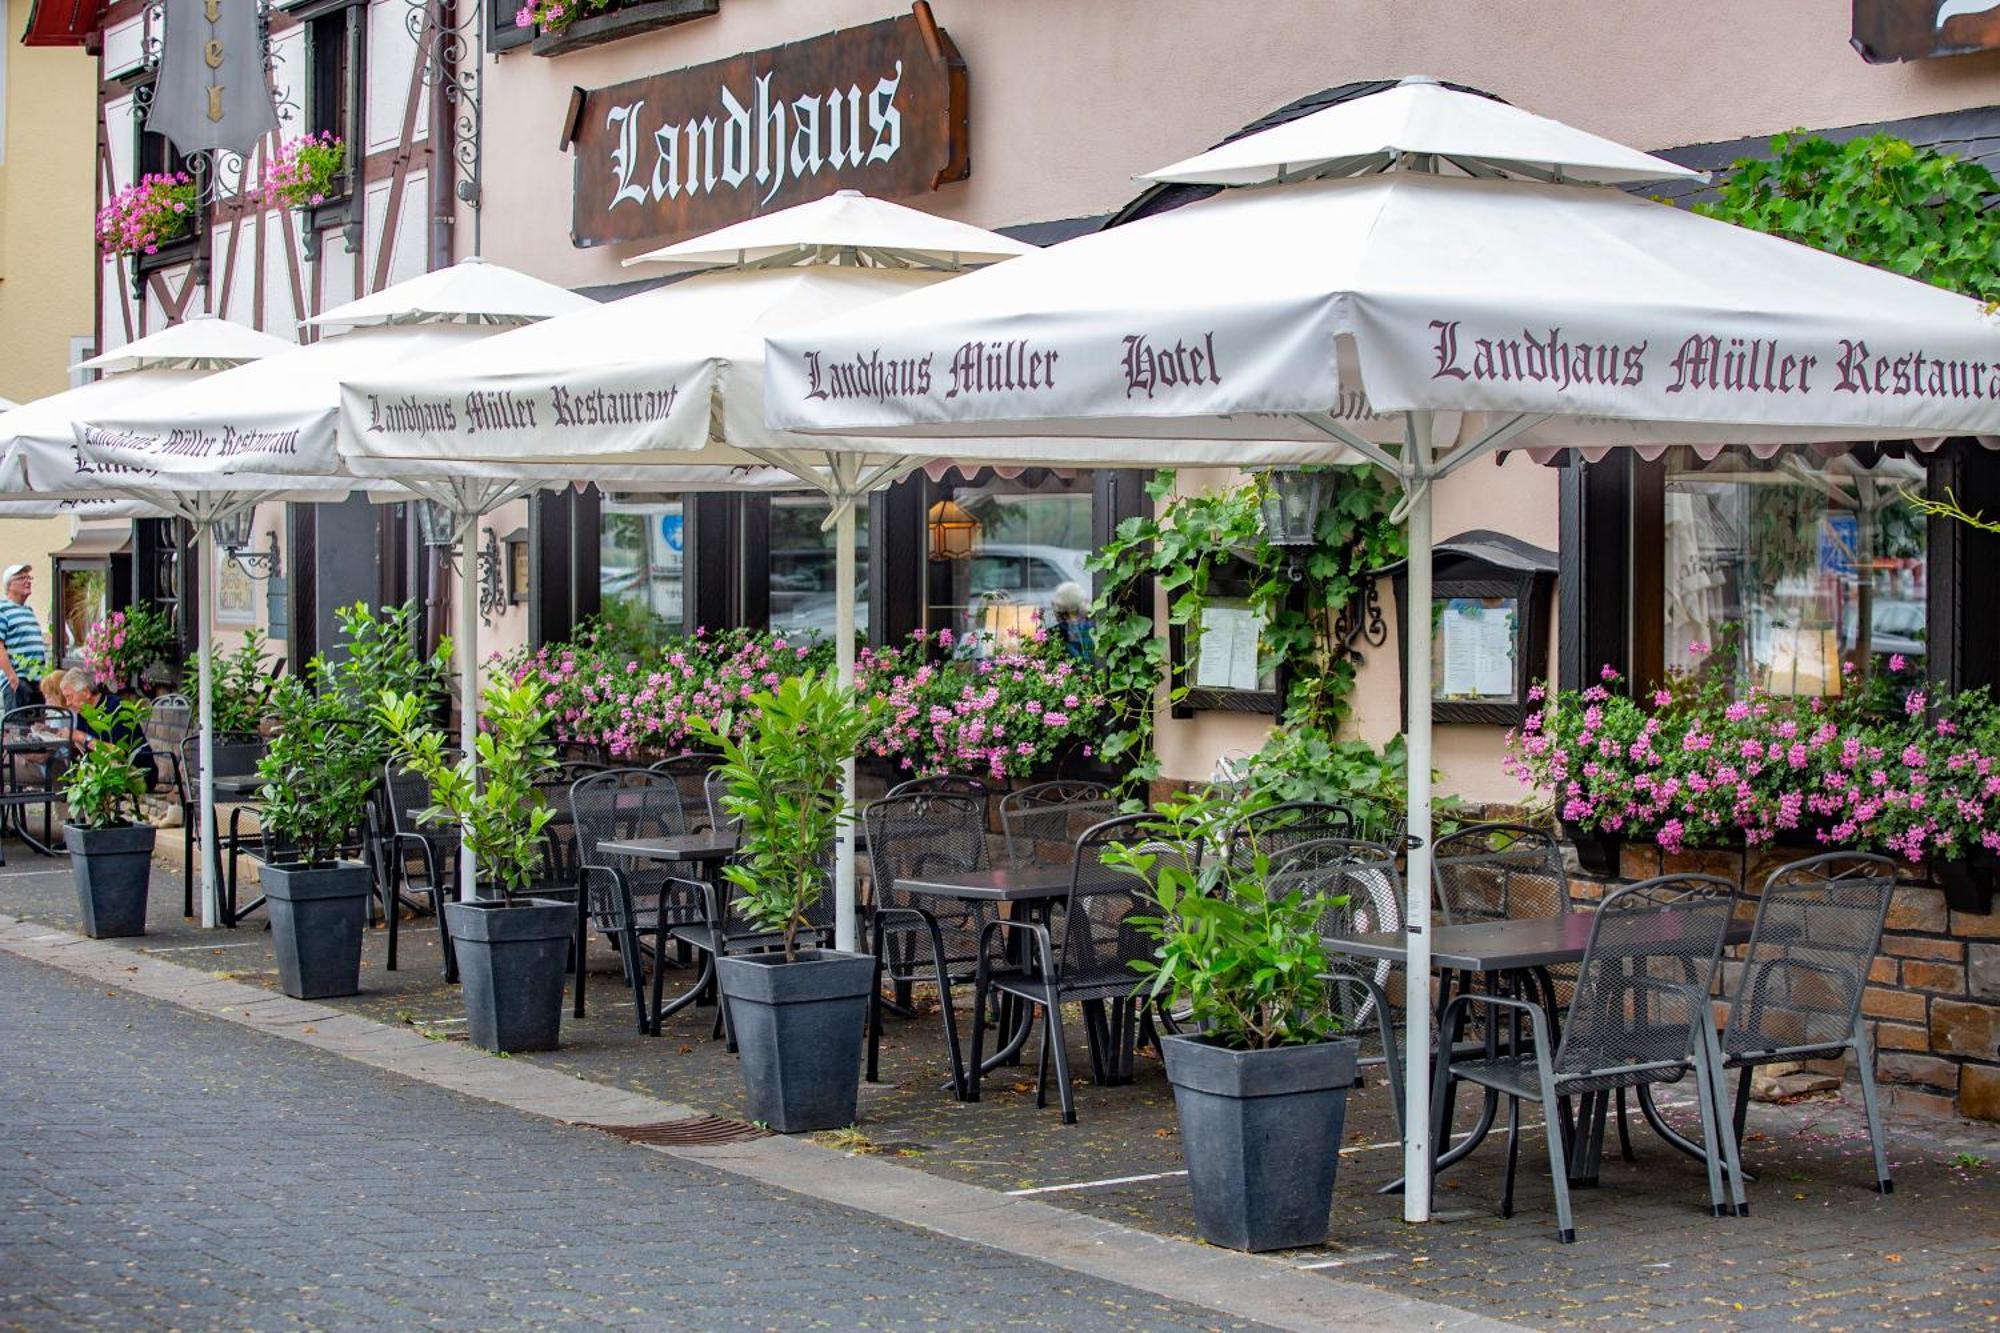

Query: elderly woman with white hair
[1048,581,1095,663]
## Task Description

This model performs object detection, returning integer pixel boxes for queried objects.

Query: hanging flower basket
[96,172,196,259]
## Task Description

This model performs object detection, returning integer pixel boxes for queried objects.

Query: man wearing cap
[0,564,48,713]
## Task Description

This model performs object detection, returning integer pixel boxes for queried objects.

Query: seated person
[61,669,157,786]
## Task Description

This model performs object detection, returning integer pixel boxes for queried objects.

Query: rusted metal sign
[569,4,970,249]
[1853,0,2000,63]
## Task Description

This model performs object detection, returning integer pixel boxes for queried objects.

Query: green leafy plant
[1086,468,1403,791]
[378,676,558,898]
[254,661,377,866]
[186,629,278,733]
[1234,729,1456,838]
[1696,132,2000,305]
[1106,790,1341,1051]
[326,601,452,773]
[687,670,878,961]
[61,700,153,829]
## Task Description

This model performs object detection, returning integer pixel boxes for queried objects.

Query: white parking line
[1296,1251,1396,1270]
[139,941,269,953]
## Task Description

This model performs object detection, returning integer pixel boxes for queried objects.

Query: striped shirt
[0,599,47,676]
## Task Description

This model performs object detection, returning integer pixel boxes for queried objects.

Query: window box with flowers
[263,133,350,240]
[98,172,199,279]
[1506,648,2000,913]
[517,0,717,57]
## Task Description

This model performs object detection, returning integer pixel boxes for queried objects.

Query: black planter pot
[1562,822,1623,878]
[1937,852,1998,916]
[715,949,876,1133]
[65,823,156,938]
[445,898,574,1053]
[261,860,370,999]
[211,739,265,777]
[1160,1033,1358,1252]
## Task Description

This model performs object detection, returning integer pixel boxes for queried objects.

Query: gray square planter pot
[715,949,876,1134]
[261,860,370,1000]
[445,898,574,1053]
[65,823,156,939]
[1160,1033,1358,1252]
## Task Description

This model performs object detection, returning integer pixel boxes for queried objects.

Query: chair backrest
[1268,836,1403,1028]
[569,769,692,930]
[1229,800,1365,871]
[178,730,264,795]
[705,766,740,835]
[569,768,688,867]
[998,779,1116,868]
[1556,874,1738,1082]
[1723,852,1896,1061]
[143,693,192,754]
[651,752,721,831]
[1433,823,1570,926]
[886,773,994,823]
[864,791,989,917]
[1052,812,1166,985]
[3,703,71,738]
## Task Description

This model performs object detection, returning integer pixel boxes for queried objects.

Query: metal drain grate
[582,1116,770,1146]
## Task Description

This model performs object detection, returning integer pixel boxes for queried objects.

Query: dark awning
[21,0,104,47]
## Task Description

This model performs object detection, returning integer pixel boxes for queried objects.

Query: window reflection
[928,469,1096,655]
[600,495,684,642]
[1663,449,1927,698]
[768,496,870,643]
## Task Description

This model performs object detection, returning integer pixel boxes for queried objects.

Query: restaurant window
[599,495,685,642]
[926,469,1095,654]
[54,566,108,665]
[1659,447,1928,700]
[768,496,871,642]
[304,3,360,197]
[133,83,191,188]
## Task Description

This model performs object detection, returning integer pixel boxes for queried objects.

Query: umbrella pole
[833,496,858,954]
[1401,422,1436,1224]
[197,522,219,929]
[458,510,480,902]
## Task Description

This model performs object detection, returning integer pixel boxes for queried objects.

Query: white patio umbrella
[66,260,593,913]
[337,192,1116,952]
[0,316,309,923]
[761,77,2000,1219]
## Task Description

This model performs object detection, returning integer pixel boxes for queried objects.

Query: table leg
[1379,966,1513,1195]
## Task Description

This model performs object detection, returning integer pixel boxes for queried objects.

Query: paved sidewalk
[0,947,1278,1331]
[5,857,1999,1327]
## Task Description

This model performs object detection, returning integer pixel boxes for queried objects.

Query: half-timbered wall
[87,0,490,660]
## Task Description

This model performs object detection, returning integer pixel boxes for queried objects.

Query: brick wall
[1580,841,2000,1124]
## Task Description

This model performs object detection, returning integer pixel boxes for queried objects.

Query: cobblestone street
[0,947,1255,1330]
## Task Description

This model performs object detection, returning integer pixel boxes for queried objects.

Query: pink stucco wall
[478,0,2000,288]
[470,0,2000,802]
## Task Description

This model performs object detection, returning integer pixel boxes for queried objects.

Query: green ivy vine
[1086,467,1404,788]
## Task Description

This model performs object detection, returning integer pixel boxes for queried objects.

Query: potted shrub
[1110,791,1357,1253]
[62,700,157,938]
[379,676,569,1053]
[252,662,377,999]
[688,670,879,1133]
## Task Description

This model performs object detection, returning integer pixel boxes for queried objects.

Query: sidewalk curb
[0,912,1513,1333]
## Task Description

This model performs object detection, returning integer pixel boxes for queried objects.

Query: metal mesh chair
[177,731,263,919]
[0,704,73,862]
[650,753,722,832]
[704,767,740,835]
[569,769,705,1034]
[864,791,993,1097]
[967,813,1159,1123]
[1433,874,1745,1243]
[1228,800,1366,871]
[886,773,995,822]
[1434,824,1571,925]
[1264,837,1410,1130]
[1721,852,1897,1194]
[379,758,460,978]
[998,779,1116,868]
